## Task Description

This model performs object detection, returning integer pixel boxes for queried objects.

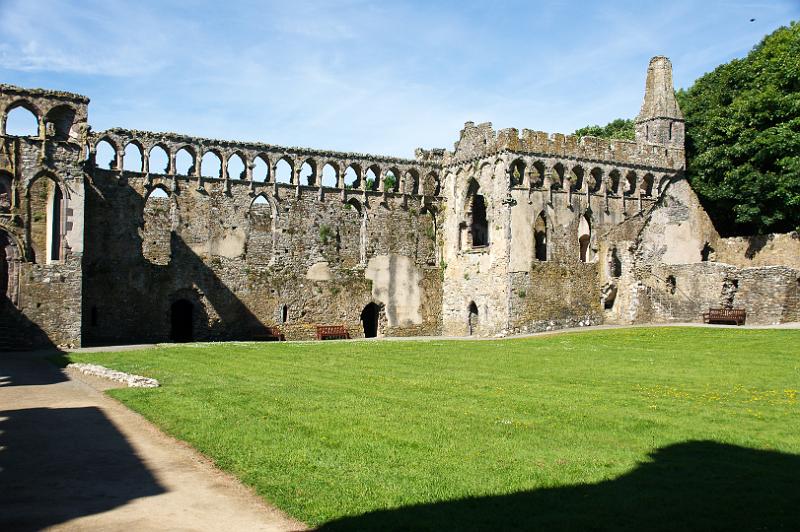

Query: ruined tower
[635,56,685,147]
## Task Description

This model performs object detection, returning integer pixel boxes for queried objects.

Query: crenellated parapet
[444,121,684,171]
[89,128,443,198]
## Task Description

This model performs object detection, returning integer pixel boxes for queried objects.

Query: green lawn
[64,328,800,530]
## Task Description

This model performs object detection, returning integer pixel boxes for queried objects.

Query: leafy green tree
[676,21,800,235]
[574,118,635,140]
[575,23,800,234]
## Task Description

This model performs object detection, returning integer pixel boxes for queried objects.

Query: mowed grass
[65,328,800,529]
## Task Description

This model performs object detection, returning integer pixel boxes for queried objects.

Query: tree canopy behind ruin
[575,22,800,235]
[574,119,635,141]
[677,21,800,235]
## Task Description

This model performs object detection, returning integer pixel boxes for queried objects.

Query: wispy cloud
[0,0,797,156]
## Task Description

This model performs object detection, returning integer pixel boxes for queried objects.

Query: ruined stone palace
[1,57,798,348]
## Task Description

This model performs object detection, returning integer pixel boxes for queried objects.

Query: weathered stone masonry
[1,56,797,348]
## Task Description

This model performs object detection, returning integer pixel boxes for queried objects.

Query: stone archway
[361,302,380,338]
[467,301,479,336]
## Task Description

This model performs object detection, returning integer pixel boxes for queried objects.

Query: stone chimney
[635,56,684,148]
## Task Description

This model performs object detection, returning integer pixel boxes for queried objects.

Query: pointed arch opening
[253,155,269,182]
[275,158,293,184]
[578,213,591,262]
[570,166,585,191]
[467,301,479,336]
[300,160,316,186]
[49,184,64,262]
[123,142,144,172]
[589,168,603,193]
[550,163,565,190]
[405,169,420,195]
[640,173,655,197]
[175,147,195,175]
[534,212,548,261]
[95,139,117,170]
[624,171,637,196]
[466,179,488,248]
[385,169,399,192]
[509,159,526,187]
[422,172,440,196]
[531,161,546,188]
[344,165,359,189]
[608,169,621,195]
[5,104,39,136]
[44,104,76,141]
[201,151,222,179]
[227,153,246,180]
[149,145,169,174]
[142,186,172,265]
[321,163,338,187]
[365,166,379,191]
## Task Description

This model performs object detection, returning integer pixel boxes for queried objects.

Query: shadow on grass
[318,441,800,531]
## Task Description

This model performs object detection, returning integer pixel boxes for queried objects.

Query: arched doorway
[467,301,479,336]
[361,302,379,338]
[170,299,194,342]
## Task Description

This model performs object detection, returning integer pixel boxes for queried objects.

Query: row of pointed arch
[92,138,440,195]
[507,158,662,197]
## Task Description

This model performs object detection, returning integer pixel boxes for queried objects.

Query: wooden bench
[702,308,746,325]
[316,325,350,340]
[251,326,285,341]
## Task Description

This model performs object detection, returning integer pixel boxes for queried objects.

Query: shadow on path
[0,356,165,531]
[318,441,800,531]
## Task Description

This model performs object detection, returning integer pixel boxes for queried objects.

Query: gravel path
[0,353,306,531]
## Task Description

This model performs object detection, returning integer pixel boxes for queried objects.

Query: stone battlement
[444,121,684,171]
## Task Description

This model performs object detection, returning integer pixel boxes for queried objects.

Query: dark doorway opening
[468,301,479,335]
[361,302,379,338]
[170,299,194,342]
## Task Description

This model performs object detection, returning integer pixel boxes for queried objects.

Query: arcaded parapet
[90,128,442,197]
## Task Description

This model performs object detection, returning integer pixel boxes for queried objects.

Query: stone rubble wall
[82,169,443,344]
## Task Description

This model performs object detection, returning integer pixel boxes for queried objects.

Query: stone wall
[0,82,88,348]
[714,232,800,270]
[82,169,442,344]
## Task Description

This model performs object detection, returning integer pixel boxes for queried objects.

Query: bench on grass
[702,308,746,325]
[251,326,285,341]
[316,325,350,340]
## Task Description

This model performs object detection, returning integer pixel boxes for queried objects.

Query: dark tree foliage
[574,119,635,141]
[573,23,800,235]
[676,22,800,235]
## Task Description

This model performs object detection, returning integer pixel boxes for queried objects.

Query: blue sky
[0,0,797,157]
